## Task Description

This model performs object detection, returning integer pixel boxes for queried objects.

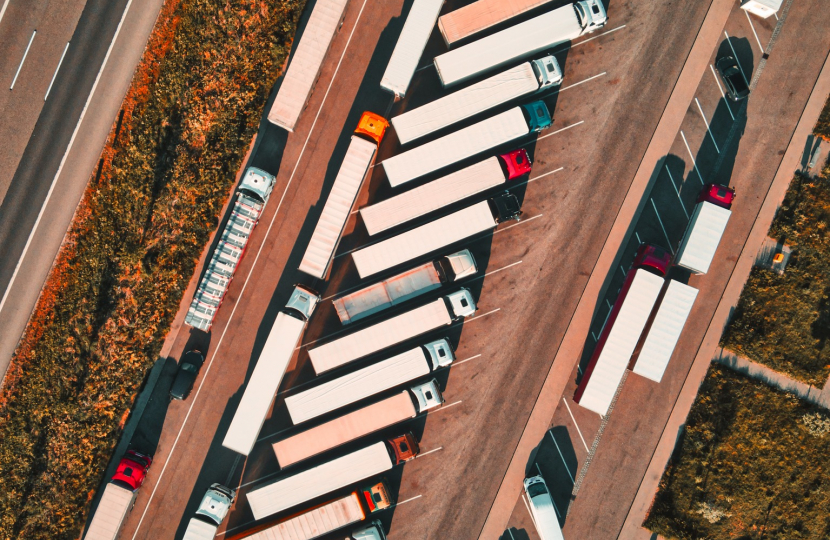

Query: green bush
[0,0,306,537]
[645,365,830,539]
[720,172,830,385]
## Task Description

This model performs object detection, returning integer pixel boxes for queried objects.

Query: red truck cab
[697,183,735,209]
[633,243,671,276]
[499,148,532,180]
[387,433,420,464]
[111,450,153,491]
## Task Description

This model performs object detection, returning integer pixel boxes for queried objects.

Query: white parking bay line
[710,64,735,120]
[724,31,749,85]
[428,399,462,414]
[745,10,765,53]
[664,165,689,219]
[528,167,564,183]
[483,260,522,277]
[537,120,584,142]
[390,494,423,508]
[555,72,607,94]
[680,130,705,185]
[415,446,443,459]
[548,431,575,484]
[494,213,542,235]
[562,398,589,453]
[452,354,482,367]
[650,198,674,254]
[695,98,720,153]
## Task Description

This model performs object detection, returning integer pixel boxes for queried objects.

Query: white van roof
[524,476,565,540]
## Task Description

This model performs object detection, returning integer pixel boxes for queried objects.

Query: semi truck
[223,285,320,456]
[433,0,607,87]
[83,450,153,540]
[631,280,698,383]
[352,193,520,279]
[247,438,419,520]
[182,484,236,540]
[362,149,530,235]
[391,57,561,145]
[438,0,554,46]
[267,0,350,131]
[298,112,388,280]
[333,250,477,324]
[275,385,443,467]
[293,343,450,423]
[229,487,391,540]
[185,167,276,331]
[574,244,671,416]
[380,0,444,98]
[676,184,735,275]
[383,101,550,187]
[308,291,474,374]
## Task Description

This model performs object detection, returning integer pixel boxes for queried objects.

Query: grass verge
[645,364,830,539]
[0,0,306,537]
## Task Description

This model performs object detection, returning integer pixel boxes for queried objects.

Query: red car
[111,450,153,491]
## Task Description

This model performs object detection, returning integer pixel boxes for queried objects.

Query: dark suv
[170,350,205,400]
[716,56,749,101]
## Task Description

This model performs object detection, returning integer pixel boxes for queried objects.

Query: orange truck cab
[387,432,420,463]
[355,112,389,145]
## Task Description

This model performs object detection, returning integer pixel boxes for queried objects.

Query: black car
[170,350,205,400]
[716,55,749,101]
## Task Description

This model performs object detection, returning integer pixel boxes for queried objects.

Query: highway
[0,0,164,380]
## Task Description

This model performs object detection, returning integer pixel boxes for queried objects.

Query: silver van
[523,475,565,540]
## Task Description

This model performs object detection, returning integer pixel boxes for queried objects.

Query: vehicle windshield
[527,482,548,498]
[182,362,198,373]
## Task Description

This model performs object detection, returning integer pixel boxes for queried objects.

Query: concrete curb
[475,0,737,536]
[618,46,830,538]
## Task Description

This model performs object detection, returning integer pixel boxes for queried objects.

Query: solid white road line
[130,1,370,537]
[548,430,575,484]
[695,97,720,153]
[710,64,735,120]
[745,10,765,53]
[562,398,590,453]
[537,120,584,142]
[10,30,35,90]
[664,165,689,219]
[724,31,750,85]
[680,130,705,185]
[44,42,69,101]
[0,0,135,316]
[650,198,674,254]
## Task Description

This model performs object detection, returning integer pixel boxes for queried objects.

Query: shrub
[814,92,830,142]
[0,0,306,537]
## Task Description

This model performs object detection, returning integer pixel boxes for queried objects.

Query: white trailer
[288,344,450,423]
[247,442,393,520]
[84,484,135,540]
[676,201,732,275]
[239,493,366,540]
[352,194,520,278]
[574,269,665,416]
[382,102,550,187]
[380,0,444,98]
[268,0,351,131]
[433,1,606,87]
[391,57,561,145]
[275,384,442,467]
[308,291,474,374]
[361,150,529,235]
[333,250,477,324]
[223,286,320,456]
[438,0,554,46]
[298,113,387,279]
[632,281,698,383]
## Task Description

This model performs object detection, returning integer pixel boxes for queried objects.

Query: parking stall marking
[710,64,736,120]
[664,164,689,219]
[548,430,575,484]
[562,398,590,453]
[536,120,584,143]
[451,354,483,367]
[695,97,720,153]
[527,167,564,183]
[634,231,642,245]
[650,198,674,254]
[680,130,705,184]
[415,446,443,459]
[724,30,750,85]
[744,10,765,53]
[493,213,543,235]
[428,400,463,415]
[555,72,607,94]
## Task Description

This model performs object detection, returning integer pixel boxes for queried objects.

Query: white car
[523,475,565,540]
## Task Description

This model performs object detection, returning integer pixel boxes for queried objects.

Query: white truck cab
[183,484,236,540]
[445,289,477,319]
[423,338,455,369]
[285,284,321,321]
[352,520,387,540]
[530,55,563,89]
[575,0,608,31]
[441,249,478,281]
[238,166,276,204]
[410,379,445,411]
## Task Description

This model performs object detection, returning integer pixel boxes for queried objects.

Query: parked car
[170,350,205,400]
[716,55,750,101]
[523,475,564,540]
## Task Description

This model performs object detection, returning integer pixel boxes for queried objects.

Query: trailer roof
[223,313,305,455]
[360,157,505,235]
[633,280,698,383]
[437,0,553,45]
[287,348,430,424]
[275,391,416,467]
[352,200,497,278]
[382,107,529,187]
[84,484,134,540]
[309,300,449,374]
[677,202,731,274]
[433,5,581,86]
[390,61,538,145]
[243,493,365,540]
[267,0,350,130]
[577,270,664,416]
[380,0,444,97]
[247,442,393,520]
[299,136,377,279]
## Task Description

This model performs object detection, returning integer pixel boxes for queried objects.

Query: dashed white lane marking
[562,398,590,453]
[45,42,70,101]
[10,30,36,90]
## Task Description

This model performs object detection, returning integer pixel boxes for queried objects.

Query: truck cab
[387,432,420,463]
[238,167,276,204]
[445,289,477,319]
[195,484,235,526]
[574,0,608,32]
[410,379,445,411]
[423,338,455,369]
[360,481,394,513]
[633,244,672,277]
[436,249,478,282]
[530,55,563,89]
[489,192,522,222]
[520,101,553,132]
[499,148,533,180]
[284,285,321,322]
[697,183,735,209]
[354,111,389,145]
[112,450,153,491]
